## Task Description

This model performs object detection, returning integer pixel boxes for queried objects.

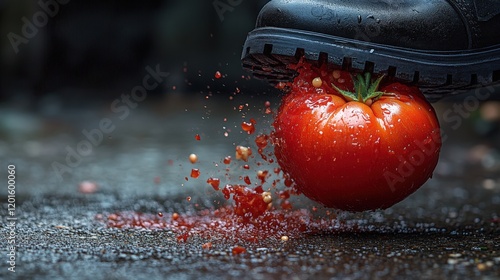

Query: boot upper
[256,0,500,51]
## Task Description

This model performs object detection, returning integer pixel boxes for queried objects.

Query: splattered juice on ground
[98,206,345,244]
[100,62,352,249]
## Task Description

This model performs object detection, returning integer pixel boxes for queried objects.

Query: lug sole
[241,27,500,101]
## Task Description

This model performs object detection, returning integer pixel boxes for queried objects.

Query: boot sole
[241,27,500,101]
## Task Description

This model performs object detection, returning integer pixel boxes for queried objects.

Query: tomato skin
[273,67,441,211]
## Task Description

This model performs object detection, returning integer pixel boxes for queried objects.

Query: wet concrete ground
[1,91,500,279]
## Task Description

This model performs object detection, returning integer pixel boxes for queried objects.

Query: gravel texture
[1,95,500,280]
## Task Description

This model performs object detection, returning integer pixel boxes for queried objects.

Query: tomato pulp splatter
[101,60,436,245]
[99,205,351,243]
[101,98,316,244]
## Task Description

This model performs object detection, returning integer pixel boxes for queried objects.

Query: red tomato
[273,62,441,211]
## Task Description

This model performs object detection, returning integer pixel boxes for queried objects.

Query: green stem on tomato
[332,73,385,103]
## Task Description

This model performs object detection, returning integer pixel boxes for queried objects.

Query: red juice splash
[214,71,222,79]
[190,168,200,179]
[98,205,347,243]
[241,118,256,135]
[100,60,356,245]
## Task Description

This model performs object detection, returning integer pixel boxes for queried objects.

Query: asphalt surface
[1,92,500,280]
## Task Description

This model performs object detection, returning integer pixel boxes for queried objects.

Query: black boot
[241,0,500,101]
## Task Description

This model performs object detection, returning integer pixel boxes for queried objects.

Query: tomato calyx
[332,73,385,104]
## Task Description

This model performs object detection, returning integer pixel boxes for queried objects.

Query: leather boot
[241,0,500,100]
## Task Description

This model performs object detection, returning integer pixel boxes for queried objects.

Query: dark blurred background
[0,0,283,197]
[0,0,269,104]
[1,2,499,279]
[0,0,499,196]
